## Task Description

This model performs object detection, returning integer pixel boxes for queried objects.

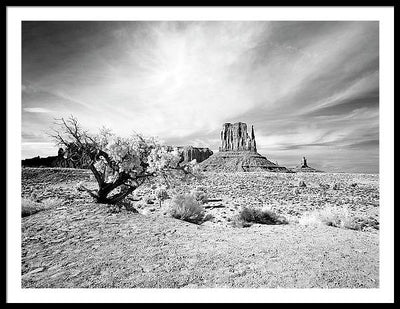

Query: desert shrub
[203,213,214,222]
[154,187,169,207]
[298,206,371,231]
[21,197,62,217]
[238,207,288,225]
[168,193,207,224]
[230,215,253,228]
[190,186,208,204]
[352,216,379,231]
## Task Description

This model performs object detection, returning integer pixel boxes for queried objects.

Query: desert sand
[21,167,379,288]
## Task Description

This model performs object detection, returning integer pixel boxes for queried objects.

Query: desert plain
[21,167,379,288]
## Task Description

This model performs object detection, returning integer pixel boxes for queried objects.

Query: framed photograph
[6,5,395,303]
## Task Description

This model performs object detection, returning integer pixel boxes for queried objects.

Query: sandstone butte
[200,122,289,172]
[167,146,213,164]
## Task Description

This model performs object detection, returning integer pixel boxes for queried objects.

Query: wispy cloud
[23,107,53,113]
[21,21,379,173]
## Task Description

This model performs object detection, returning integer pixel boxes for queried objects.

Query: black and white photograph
[6,5,395,303]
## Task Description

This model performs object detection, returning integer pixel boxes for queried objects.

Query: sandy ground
[21,168,379,288]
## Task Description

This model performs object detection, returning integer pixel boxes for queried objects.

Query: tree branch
[107,186,137,204]
[89,163,104,187]
[79,184,99,199]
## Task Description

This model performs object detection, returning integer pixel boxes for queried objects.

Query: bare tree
[50,116,198,205]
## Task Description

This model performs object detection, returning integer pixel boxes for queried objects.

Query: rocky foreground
[135,170,379,229]
[21,168,379,288]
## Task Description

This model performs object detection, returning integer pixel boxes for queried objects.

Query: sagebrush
[154,187,169,207]
[236,206,288,226]
[299,206,379,231]
[168,193,209,224]
[190,186,208,204]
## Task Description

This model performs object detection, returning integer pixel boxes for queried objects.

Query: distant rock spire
[291,156,324,173]
[250,125,257,152]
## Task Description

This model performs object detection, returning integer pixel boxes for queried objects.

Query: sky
[21,21,379,173]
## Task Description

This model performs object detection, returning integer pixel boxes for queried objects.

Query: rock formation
[23,145,213,169]
[200,122,288,172]
[21,146,90,169]
[220,122,257,152]
[178,146,213,163]
[22,154,60,168]
[290,157,324,173]
[167,146,213,164]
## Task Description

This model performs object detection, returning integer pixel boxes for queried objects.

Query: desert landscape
[18,19,383,293]
[21,166,379,288]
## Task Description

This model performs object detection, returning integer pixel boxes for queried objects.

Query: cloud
[306,89,378,117]
[21,142,58,160]
[21,21,379,172]
[23,107,53,113]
